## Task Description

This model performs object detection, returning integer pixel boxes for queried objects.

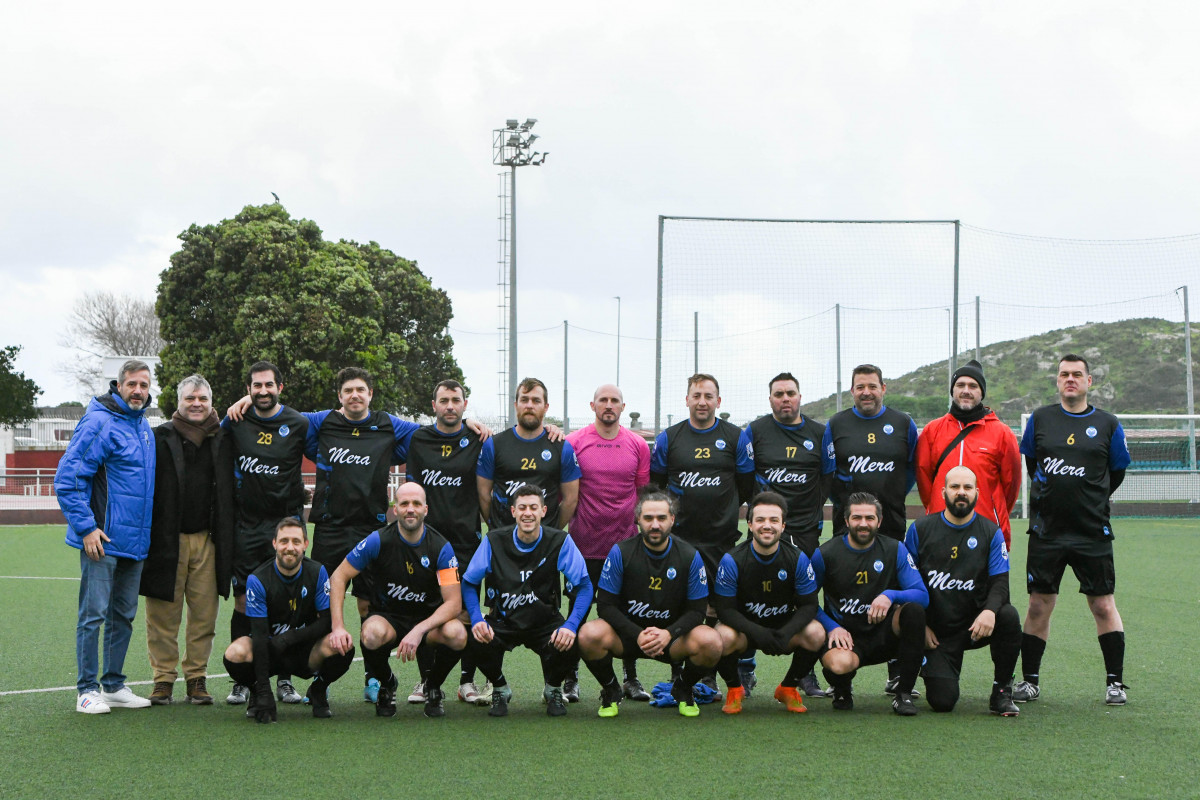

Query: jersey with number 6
[1021,404,1130,539]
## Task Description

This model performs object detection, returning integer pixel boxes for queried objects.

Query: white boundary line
[0,575,78,580]
[0,657,365,696]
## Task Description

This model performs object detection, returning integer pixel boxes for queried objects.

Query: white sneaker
[100,686,151,709]
[457,682,482,704]
[408,682,425,704]
[76,691,111,714]
[474,681,493,706]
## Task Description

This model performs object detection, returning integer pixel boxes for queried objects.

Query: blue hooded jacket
[55,382,156,560]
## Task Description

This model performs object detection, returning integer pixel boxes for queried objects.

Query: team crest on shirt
[873,560,884,573]
[487,587,496,599]
[666,567,677,580]
[715,439,727,450]
[301,587,308,597]
[1086,426,1098,438]
[967,537,978,550]
[460,437,470,448]
[279,425,290,437]
[803,440,814,450]
[420,556,430,568]
[541,449,552,461]
[883,424,894,435]
[777,569,787,580]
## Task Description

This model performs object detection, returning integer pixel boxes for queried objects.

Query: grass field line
[0,575,78,580]
[0,656,367,696]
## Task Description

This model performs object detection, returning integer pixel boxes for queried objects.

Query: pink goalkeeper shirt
[565,424,652,560]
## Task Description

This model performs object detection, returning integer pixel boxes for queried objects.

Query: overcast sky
[3,1,1199,423]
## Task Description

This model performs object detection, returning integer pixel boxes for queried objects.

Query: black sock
[460,650,477,685]
[223,656,255,687]
[1098,631,1125,685]
[1021,633,1047,684]
[423,645,458,693]
[716,654,741,688]
[622,658,638,682]
[416,643,435,682]
[318,647,355,684]
[896,604,926,693]
[361,616,374,683]
[823,666,855,694]
[361,645,394,690]
[585,655,618,687]
[783,649,821,687]
[230,610,251,641]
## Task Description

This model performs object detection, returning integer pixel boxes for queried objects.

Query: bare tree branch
[58,291,164,398]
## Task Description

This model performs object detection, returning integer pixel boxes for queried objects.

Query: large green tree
[156,204,463,413]
[0,345,42,427]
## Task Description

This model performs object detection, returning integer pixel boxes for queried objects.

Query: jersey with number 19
[405,424,483,556]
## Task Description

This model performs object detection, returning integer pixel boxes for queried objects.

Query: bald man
[329,483,467,718]
[566,384,652,700]
[903,467,1021,716]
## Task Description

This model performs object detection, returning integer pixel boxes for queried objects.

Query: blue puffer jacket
[55,383,156,560]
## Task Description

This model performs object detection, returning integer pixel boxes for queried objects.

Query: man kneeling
[223,518,354,722]
[578,489,721,718]
[329,483,467,719]
[905,467,1021,715]
[713,492,825,714]
[810,493,929,716]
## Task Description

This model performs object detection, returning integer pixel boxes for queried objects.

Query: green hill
[800,318,1199,425]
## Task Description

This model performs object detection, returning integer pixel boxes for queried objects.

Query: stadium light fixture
[493,117,547,426]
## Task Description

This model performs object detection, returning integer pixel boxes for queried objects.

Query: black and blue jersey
[821,405,918,539]
[245,557,330,637]
[811,534,927,637]
[476,429,581,528]
[346,522,458,620]
[904,512,1008,636]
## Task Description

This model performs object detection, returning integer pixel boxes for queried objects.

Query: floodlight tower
[493,118,547,426]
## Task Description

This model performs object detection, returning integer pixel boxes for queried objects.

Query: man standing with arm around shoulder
[56,359,156,714]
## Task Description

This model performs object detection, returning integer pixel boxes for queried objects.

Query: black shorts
[846,605,901,666]
[694,544,733,590]
[1026,533,1116,596]
[484,619,566,655]
[312,526,377,599]
[366,611,427,646]
[616,632,678,665]
[265,641,319,679]
[232,520,283,596]
[921,630,991,681]
[786,526,822,558]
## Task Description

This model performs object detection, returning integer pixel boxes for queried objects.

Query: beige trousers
[145,532,218,683]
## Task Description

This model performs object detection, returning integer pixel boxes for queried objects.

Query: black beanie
[951,360,986,399]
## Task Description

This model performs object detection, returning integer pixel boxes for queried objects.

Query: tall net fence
[657,217,1197,428]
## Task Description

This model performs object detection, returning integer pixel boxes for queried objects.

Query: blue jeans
[76,550,144,693]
